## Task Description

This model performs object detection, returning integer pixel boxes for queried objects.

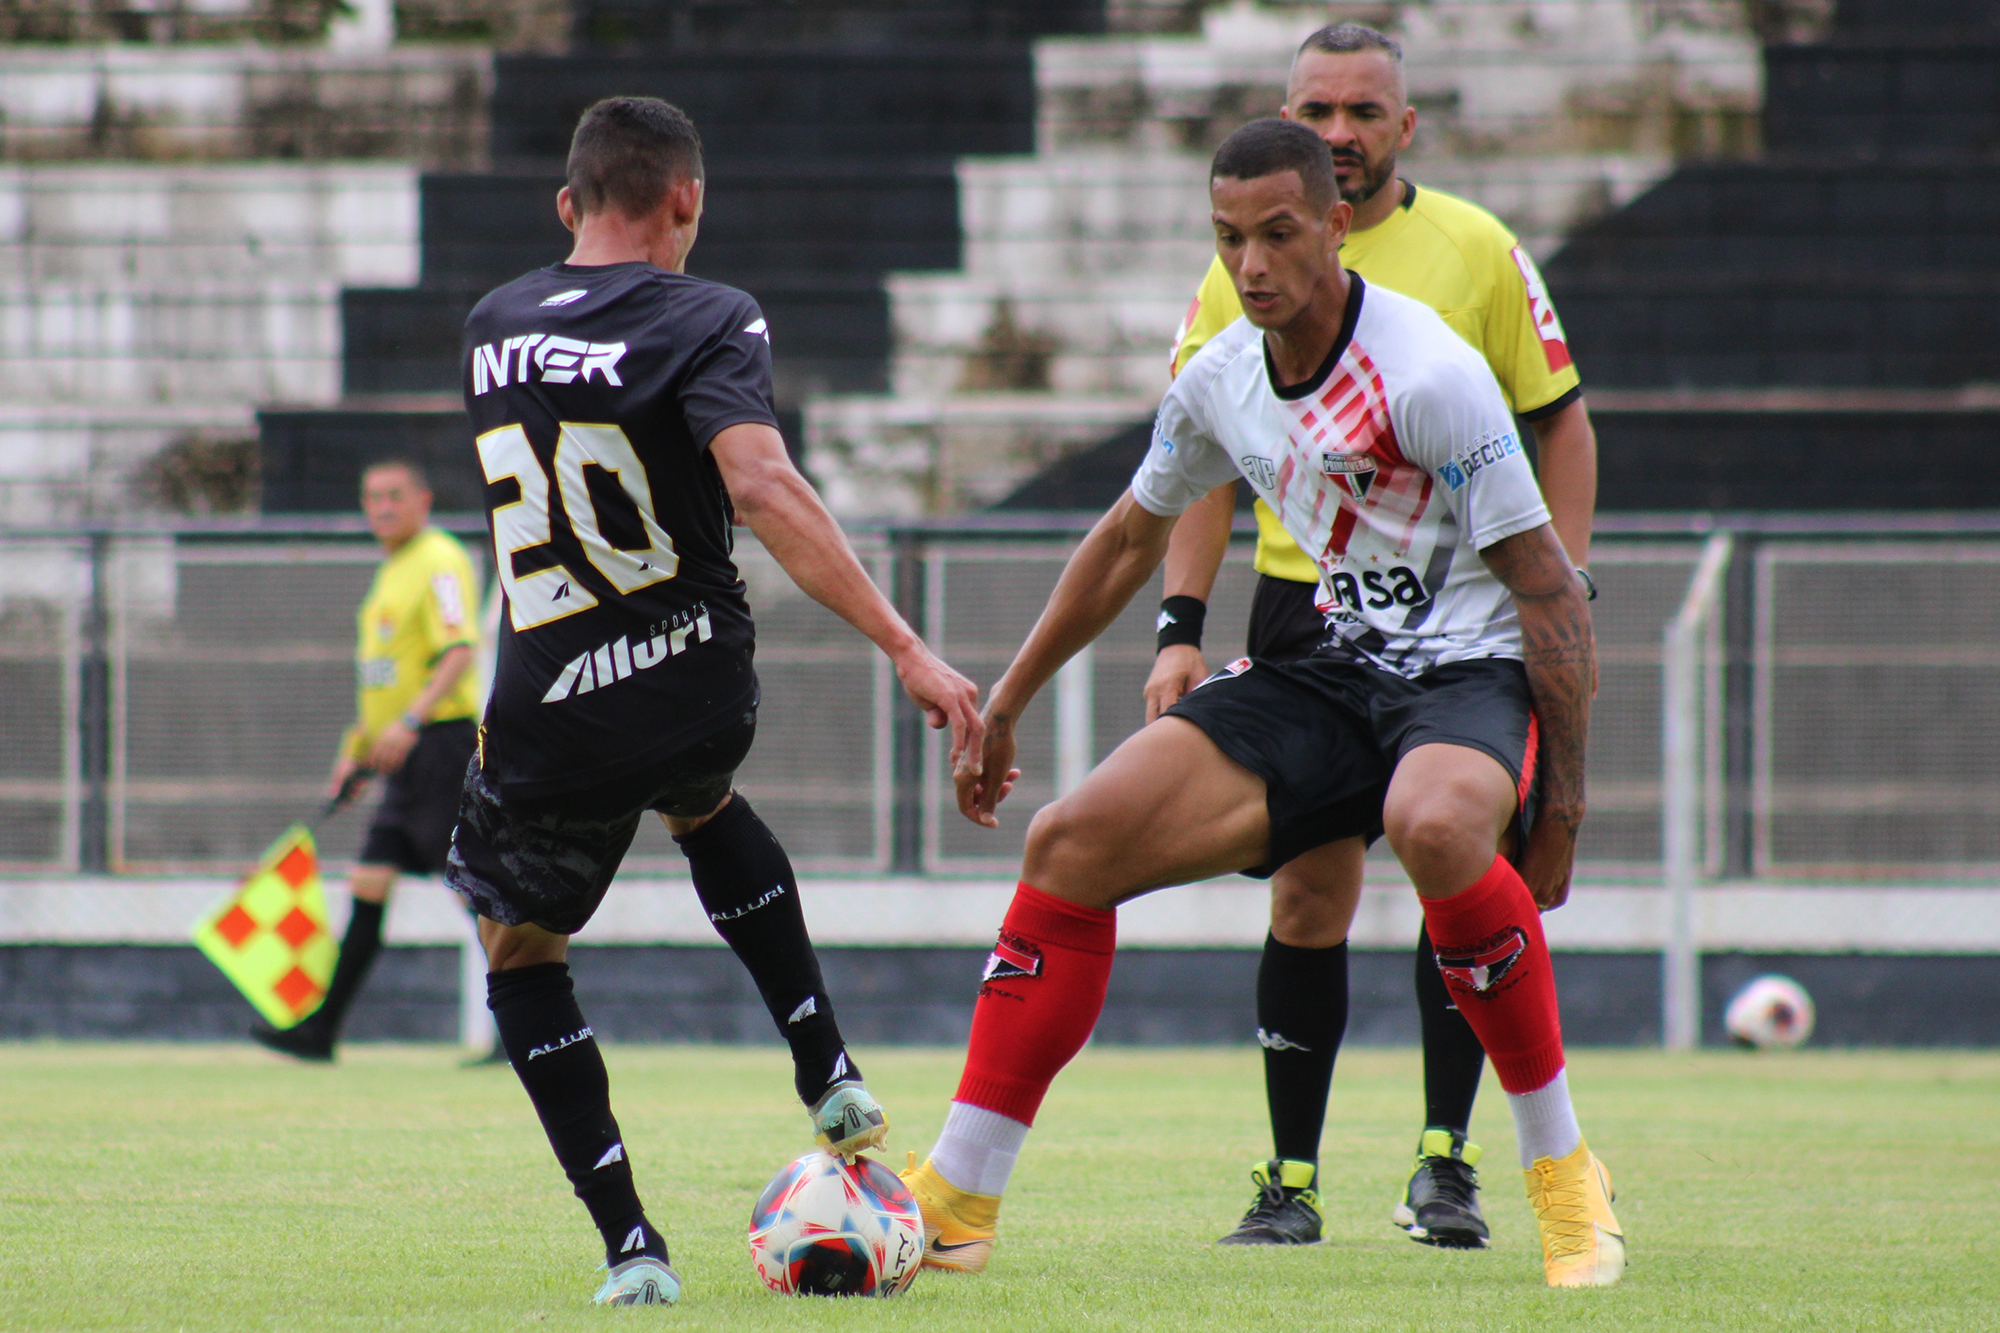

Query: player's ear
[556,186,579,234]
[1397,104,1416,151]
[670,175,703,227]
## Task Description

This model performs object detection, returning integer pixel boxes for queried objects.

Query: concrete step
[1765,38,2000,156]
[489,47,1037,162]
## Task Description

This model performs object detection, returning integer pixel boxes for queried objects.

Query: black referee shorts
[444,710,756,936]
[1163,655,1538,878]
[358,719,479,875]
[1245,573,1328,663]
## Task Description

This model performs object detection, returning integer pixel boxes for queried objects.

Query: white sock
[929,1101,1029,1197]
[1507,1066,1582,1168]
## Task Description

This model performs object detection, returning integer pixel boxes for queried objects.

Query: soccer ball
[748,1151,923,1297]
[1724,974,1816,1049]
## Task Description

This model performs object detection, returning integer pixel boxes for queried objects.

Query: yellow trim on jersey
[1170,181,1581,584]
[349,526,482,761]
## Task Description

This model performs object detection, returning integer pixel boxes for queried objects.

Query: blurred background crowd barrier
[6,516,2000,887]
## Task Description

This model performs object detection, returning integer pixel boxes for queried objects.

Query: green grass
[0,1044,1994,1331]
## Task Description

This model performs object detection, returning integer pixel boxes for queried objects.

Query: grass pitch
[1,1044,1993,1331]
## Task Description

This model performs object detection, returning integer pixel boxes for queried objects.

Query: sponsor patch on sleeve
[1440,430,1520,491]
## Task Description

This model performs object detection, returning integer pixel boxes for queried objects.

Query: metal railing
[1663,531,1732,1051]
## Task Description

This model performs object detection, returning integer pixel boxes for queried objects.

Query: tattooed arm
[1480,522,1596,909]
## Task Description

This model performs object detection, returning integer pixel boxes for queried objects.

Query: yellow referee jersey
[1169,180,1581,583]
[344,526,482,762]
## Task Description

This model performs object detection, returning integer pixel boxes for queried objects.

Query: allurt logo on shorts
[542,607,712,703]
[1435,928,1528,996]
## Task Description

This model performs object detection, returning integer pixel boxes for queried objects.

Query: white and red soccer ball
[748,1151,923,1297]
[1724,974,1816,1050]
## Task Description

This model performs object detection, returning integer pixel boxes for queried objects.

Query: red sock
[1418,855,1565,1095]
[953,883,1117,1125]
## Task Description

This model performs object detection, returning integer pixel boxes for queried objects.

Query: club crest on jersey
[1435,928,1528,995]
[541,607,712,703]
[982,932,1043,982]
[1319,450,1376,499]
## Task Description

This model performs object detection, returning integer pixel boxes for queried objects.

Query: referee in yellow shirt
[252,458,484,1061]
[1146,24,1598,1249]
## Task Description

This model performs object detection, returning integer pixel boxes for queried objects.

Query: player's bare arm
[1530,398,1598,569]
[1480,522,1595,909]
[1145,481,1234,722]
[960,490,1178,827]
[363,642,475,775]
[708,421,983,771]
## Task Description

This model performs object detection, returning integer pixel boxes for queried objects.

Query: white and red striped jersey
[1132,274,1550,676]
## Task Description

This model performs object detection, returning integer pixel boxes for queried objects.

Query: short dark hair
[1298,21,1402,62]
[1210,118,1338,212]
[566,96,704,220]
[362,457,429,491]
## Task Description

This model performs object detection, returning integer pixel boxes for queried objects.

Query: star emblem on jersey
[1435,928,1529,995]
[982,933,1043,982]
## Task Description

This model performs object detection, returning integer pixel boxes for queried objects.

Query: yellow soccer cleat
[1525,1138,1625,1289]
[901,1153,1001,1273]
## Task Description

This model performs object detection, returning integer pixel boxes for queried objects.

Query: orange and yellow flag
[192,824,337,1028]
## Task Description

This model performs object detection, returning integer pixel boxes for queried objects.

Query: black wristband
[1156,595,1207,651]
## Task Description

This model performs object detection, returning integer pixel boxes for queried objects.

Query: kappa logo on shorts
[1435,928,1528,995]
[982,931,1043,982]
[542,607,712,703]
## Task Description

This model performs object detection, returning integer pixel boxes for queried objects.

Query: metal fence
[5,517,2000,883]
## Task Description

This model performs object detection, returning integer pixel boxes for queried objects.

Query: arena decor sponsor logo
[470,334,627,395]
[541,606,712,703]
[1435,927,1528,995]
[1439,429,1521,492]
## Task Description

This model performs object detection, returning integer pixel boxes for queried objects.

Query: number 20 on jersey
[475,421,680,631]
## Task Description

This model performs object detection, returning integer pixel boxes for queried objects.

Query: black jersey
[462,262,776,798]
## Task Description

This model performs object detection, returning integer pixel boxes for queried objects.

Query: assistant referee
[1149,23,1598,1250]
[252,458,482,1061]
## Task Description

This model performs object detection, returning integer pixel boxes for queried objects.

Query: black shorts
[1245,574,1328,663]
[444,710,756,936]
[358,719,479,875]
[1163,655,1538,878]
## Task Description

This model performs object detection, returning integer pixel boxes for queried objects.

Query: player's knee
[1383,798,1486,878]
[1020,797,1114,900]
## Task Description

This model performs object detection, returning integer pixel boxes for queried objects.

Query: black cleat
[248,1018,334,1063]
[1218,1159,1322,1245]
[1390,1128,1490,1249]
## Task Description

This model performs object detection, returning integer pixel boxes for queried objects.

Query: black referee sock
[1257,934,1350,1164]
[306,897,384,1037]
[674,794,856,1105]
[487,963,666,1267]
[1415,922,1488,1134]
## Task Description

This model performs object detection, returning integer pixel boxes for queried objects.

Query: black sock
[1415,922,1487,1134]
[1256,934,1349,1164]
[488,963,667,1266]
[675,794,855,1104]
[305,897,384,1036]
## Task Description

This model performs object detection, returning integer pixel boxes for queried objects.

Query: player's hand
[1143,644,1208,724]
[327,755,371,802]
[955,714,1020,828]
[1518,803,1583,910]
[367,720,419,775]
[892,643,984,777]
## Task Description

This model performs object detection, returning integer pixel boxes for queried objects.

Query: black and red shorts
[1162,652,1538,877]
